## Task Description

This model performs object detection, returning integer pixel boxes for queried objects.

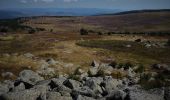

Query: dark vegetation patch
[76,40,170,64]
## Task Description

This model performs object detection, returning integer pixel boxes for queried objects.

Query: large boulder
[18,70,44,85]
[76,95,96,100]
[102,76,123,93]
[106,90,126,100]
[46,92,61,100]
[126,86,164,100]
[72,86,96,98]
[85,77,103,96]
[0,89,40,100]
[63,79,82,89]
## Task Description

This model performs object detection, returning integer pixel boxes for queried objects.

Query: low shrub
[80,28,88,35]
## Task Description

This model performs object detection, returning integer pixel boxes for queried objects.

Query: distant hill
[99,9,170,16]
[0,8,121,19]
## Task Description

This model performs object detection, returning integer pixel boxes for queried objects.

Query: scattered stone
[18,70,44,85]
[91,60,100,67]
[46,58,58,65]
[89,67,99,76]
[106,90,126,100]
[24,53,34,58]
[103,76,123,93]
[1,72,15,79]
[126,45,132,48]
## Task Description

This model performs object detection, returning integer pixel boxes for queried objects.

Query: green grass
[76,40,170,65]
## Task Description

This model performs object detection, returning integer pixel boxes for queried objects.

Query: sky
[0,0,170,10]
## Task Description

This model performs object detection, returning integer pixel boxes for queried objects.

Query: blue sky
[0,0,170,10]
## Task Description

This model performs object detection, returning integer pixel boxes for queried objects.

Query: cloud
[63,0,78,3]
[41,0,55,2]
[21,0,79,3]
[20,0,27,3]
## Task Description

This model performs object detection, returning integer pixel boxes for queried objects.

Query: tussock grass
[76,40,170,65]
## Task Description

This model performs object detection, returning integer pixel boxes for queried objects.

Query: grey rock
[91,60,100,67]
[46,92,61,100]
[53,85,72,93]
[89,67,99,76]
[85,77,103,95]
[63,79,81,89]
[12,83,25,92]
[1,72,15,79]
[127,86,164,100]
[18,70,44,85]
[106,90,126,100]
[24,53,34,58]
[103,76,123,93]
[77,95,96,100]
[73,86,96,97]
[165,87,170,100]
[0,88,42,100]
[52,77,67,86]
[46,58,58,65]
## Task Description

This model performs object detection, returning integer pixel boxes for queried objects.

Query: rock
[126,45,132,48]
[164,87,170,100]
[37,67,56,77]
[1,72,15,79]
[46,58,58,65]
[39,60,49,69]
[127,86,164,100]
[0,83,9,95]
[102,76,123,93]
[106,90,126,100]
[77,69,84,75]
[53,85,72,93]
[18,70,44,85]
[152,64,169,70]
[24,53,34,58]
[80,72,88,80]
[89,67,99,76]
[12,83,25,92]
[145,43,152,48]
[52,77,67,86]
[0,88,41,100]
[76,95,96,100]
[127,68,136,78]
[85,77,103,95]
[46,92,61,100]
[63,79,81,89]
[91,60,100,67]
[72,86,96,98]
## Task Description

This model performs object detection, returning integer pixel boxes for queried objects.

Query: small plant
[80,28,88,35]
[96,69,105,77]
[28,29,36,34]
[135,64,145,73]
[98,32,103,35]
[117,63,124,69]
[124,62,133,70]
[109,61,117,68]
